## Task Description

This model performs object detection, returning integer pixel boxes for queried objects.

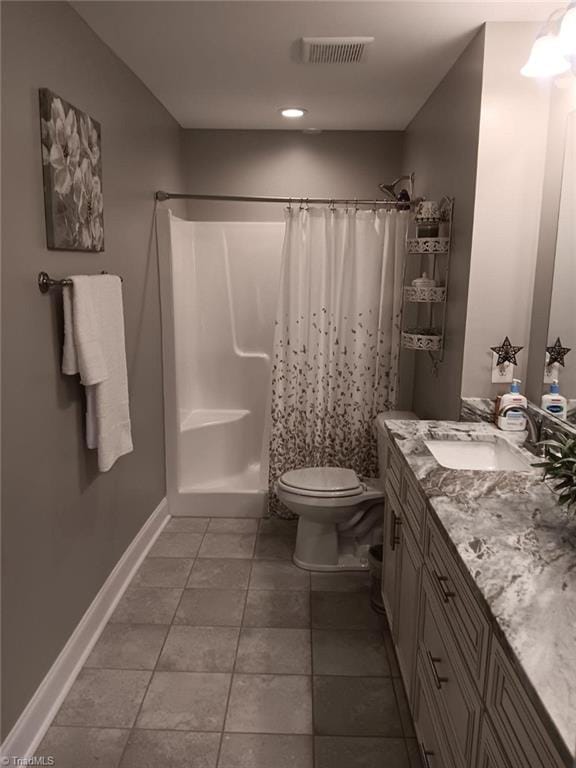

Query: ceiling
[74,1,558,130]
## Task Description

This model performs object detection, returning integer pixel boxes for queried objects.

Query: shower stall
[156,209,283,517]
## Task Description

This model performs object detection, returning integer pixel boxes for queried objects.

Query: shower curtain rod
[155,191,414,207]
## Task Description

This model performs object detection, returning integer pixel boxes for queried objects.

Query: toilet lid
[279,467,362,497]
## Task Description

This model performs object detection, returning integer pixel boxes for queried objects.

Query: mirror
[527,105,576,427]
[545,110,575,423]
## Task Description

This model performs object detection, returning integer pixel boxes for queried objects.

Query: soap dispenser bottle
[541,380,567,420]
[497,379,528,431]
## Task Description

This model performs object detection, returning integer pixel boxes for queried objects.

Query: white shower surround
[157,209,283,516]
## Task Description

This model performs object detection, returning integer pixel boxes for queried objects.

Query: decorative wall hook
[490,336,524,368]
[546,337,571,368]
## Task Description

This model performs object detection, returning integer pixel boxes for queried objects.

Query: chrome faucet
[499,404,545,457]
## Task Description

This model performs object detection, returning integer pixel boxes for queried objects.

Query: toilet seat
[278,467,363,498]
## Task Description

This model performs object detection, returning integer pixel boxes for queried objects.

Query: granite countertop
[378,417,576,759]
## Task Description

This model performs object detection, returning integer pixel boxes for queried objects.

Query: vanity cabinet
[381,439,424,693]
[378,428,571,768]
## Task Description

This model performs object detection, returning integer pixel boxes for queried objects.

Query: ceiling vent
[301,36,375,64]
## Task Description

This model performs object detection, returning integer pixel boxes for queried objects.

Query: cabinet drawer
[477,716,513,768]
[382,436,404,500]
[413,653,456,768]
[486,637,570,768]
[405,473,427,546]
[377,428,399,490]
[419,570,482,768]
[426,516,490,691]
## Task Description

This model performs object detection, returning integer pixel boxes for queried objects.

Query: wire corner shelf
[400,197,454,372]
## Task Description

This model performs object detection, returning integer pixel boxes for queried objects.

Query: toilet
[276,467,385,572]
[276,412,419,572]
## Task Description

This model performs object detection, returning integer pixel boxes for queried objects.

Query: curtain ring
[329,199,335,213]
[287,197,292,212]
[299,198,305,210]
[305,198,310,211]
[354,199,359,213]
[345,200,349,213]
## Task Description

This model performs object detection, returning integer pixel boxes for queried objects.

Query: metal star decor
[490,336,524,367]
[546,337,571,368]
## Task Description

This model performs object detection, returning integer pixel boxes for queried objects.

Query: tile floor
[39,516,422,768]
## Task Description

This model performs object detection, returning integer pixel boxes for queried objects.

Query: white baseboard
[1,497,170,760]
[170,490,267,518]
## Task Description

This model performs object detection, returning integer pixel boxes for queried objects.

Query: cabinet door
[426,516,490,690]
[381,487,402,625]
[413,656,455,768]
[477,717,513,768]
[394,517,422,702]
[486,637,570,768]
[419,570,482,768]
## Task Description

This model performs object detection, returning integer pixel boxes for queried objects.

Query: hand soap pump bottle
[497,379,527,431]
[541,380,567,420]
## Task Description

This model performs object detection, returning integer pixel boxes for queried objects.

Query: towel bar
[38,271,122,293]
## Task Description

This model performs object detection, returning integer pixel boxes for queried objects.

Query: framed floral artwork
[39,88,104,251]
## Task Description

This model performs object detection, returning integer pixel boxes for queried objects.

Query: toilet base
[293,551,369,572]
[293,518,370,572]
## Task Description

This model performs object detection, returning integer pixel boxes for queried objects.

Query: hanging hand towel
[62,275,133,471]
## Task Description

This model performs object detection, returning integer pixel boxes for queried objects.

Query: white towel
[62,275,133,471]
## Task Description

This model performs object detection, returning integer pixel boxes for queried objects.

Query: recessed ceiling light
[280,107,307,118]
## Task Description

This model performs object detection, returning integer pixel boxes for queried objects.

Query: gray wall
[402,29,485,419]
[181,129,404,221]
[1,1,184,736]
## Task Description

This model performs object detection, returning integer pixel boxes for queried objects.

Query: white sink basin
[424,438,532,472]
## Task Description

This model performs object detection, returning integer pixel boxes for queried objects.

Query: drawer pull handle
[420,742,435,768]
[427,650,449,689]
[434,572,455,603]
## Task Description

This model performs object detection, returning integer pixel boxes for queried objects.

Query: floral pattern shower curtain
[268,207,408,517]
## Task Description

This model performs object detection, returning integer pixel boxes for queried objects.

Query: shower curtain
[268,206,408,517]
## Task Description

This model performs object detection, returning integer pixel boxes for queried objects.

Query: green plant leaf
[537,432,576,512]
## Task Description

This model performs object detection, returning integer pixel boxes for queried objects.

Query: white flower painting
[39,89,104,251]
